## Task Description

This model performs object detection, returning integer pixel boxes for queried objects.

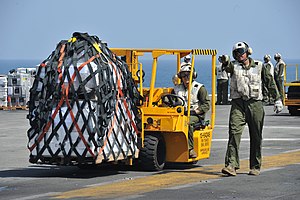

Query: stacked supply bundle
[27,32,142,165]
[0,75,8,107]
[7,68,35,107]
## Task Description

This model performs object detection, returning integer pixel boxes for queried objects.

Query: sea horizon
[1,58,300,94]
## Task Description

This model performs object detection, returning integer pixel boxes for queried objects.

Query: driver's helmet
[178,65,197,79]
[184,55,191,63]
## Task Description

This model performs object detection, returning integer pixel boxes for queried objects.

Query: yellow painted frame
[283,64,300,106]
[111,48,217,163]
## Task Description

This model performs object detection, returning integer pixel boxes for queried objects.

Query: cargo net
[27,32,142,165]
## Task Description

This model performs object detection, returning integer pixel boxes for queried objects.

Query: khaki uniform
[262,61,275,104]
[216,63,229,105]
[274,59,285,100]
[223,58,280,170]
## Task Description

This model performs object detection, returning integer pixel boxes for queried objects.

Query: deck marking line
[51,150,300,199]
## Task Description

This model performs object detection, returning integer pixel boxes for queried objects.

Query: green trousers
[262,84,275,104]
[275,77,283,100]
[188,115,201,150]
[225,98,265,170]
[216,79,229,105]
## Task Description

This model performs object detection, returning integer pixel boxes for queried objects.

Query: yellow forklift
[284,63,300,116]
[111,48,217,170]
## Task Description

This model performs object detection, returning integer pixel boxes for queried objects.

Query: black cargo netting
[27,32,142,165]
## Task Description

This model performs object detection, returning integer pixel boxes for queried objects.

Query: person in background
[274,53,285,100]
[262,54,275,105]
[216,57,230,105]
[173,64,210,158]
[181,55,192,68]
[219,42,283,176]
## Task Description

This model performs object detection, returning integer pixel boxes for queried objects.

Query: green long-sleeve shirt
[196,85,210,115]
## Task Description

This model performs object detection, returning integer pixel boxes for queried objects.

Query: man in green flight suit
[174,64,210,158]
[220,42,283,176]
[262,54,275,105]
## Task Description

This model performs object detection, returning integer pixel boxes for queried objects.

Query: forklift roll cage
[111,48,217,169]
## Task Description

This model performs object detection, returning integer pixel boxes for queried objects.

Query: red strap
[65,97,95,157]
[29,45,66,151]
[29,50,100,158]
[112,62,139,133]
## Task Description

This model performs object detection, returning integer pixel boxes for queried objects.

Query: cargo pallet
[0,106,9,110]
[0,105,28,110]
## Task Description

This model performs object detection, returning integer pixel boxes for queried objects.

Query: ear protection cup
[177,71,197,79]
[193,71,197,79]
[243,41,253,55]
[248,47,253,55]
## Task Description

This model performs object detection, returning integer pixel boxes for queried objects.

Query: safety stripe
[192,49,217,55]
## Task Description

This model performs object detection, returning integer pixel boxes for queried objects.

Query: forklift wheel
[139,133,166,171]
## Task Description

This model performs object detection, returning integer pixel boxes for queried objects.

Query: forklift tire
[139,133,166,171]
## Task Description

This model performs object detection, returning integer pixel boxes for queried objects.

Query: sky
[0,0,299,60]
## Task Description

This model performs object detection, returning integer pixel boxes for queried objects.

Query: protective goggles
[180,72,190,78]
[233,48,247,57]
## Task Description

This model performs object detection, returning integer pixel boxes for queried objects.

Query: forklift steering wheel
[162,94,185,107]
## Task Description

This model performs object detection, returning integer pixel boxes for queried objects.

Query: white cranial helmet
[232,41,252,60]
[274,53,281,60]
[180,64,191,73]
[178,64,197,79]
[184,55,191,62]
[264,54,271,61]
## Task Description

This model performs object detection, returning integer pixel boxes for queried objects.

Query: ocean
[1,58,299,94]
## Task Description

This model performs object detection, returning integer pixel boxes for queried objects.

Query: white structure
[7,68,36,107]
[0,75,8,107]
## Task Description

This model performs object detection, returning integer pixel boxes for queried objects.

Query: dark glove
[221,55,230,65]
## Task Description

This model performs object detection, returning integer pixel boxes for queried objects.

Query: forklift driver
[173,65,210,158]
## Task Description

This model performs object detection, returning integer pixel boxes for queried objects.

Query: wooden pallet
[0,106,28,110]
[0,106,9,110]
